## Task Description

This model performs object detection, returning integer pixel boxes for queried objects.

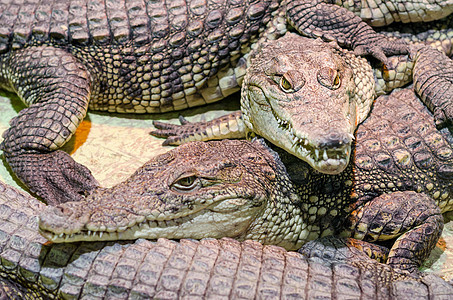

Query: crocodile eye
[172,175,199,191]
[318,68,341,90]
[280,76,292,92]
[333,73,340,88]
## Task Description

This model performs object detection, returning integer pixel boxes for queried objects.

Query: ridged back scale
[0,0,280,113]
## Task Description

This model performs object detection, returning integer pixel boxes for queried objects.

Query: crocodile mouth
[39,194,262,243]
[39,211,201,243]
[273,113,352,174]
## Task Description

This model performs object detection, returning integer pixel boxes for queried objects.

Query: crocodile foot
[348,191,443,273]
[353,35,409,65]
[4,150,99,205]
[433,105,453,128]
[151,111,246,145]
[299,236,390,265]
[428,86,453,128]
[151,116,198,146]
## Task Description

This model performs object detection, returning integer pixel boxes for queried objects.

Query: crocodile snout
[38,203,88,238]
[318,131,352,149]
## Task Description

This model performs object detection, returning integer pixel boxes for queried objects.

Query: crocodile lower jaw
[286,129,351,174]
[39,195,263,243]
[299,143,351,175]
[39,215,193,243]
[273,113,352,174]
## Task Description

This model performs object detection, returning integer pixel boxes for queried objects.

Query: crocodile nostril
[53,205,66,216]
[318,132,352,149]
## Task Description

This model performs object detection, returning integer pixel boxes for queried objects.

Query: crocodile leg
[152,111,247,145]
[346,191,443,273]
[378,14,453,57]
[0,46,98,205]
[300,236,390,265]
[285,0,409,64]
[412,45,453,127]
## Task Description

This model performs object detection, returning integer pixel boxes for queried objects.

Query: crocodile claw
[4,150,99,205]
[151,117,199,146]
[354,36,409,65]
[179,115,190,125]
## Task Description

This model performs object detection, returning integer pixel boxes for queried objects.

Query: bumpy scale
[2,0,449,204]
[1,180,453,298]
[152,32,453,175]
[40,87,453,273]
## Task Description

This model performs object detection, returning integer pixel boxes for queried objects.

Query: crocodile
[375,14,453,57]
[151,31,453,175]
[1,0,451,205]
[39,87,453,272]
[0,180,453,299]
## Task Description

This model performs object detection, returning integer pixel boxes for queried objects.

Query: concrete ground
[1,91,452,282]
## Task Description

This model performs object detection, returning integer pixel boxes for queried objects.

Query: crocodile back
[0,0,281,113]
[353,88,453,211]
[0,0,277,51]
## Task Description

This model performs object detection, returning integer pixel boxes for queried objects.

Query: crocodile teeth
[276,115,290,129]
[272,109,349,167]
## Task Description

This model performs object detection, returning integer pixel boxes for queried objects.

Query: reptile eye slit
[172,175,199,191]
[333,73,340,87]
[280,76,292,92]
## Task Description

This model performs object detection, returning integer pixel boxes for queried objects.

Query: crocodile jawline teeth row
[41,195,252,241]
[43,216,190,242]
[274,114,349,162]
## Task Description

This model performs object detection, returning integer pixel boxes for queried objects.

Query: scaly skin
[377,14,453,57]
[152,32,453,174]
[1,0,443,204]
[2,180,453,299]
[241,34,373,174]
[40,87,453,272]
[334,0,453,27]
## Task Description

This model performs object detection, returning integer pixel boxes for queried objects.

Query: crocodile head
[39,139,303,249]
[242,33,373,174]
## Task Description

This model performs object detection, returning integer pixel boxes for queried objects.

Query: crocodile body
[1,0,451,204]
[0,181,453,299]
[152,31,453,175]
[40,87,453,272]
[377,14,453,56]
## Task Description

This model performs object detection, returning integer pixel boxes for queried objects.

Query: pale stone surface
[0,91,239,188]
[0,91,452,281]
